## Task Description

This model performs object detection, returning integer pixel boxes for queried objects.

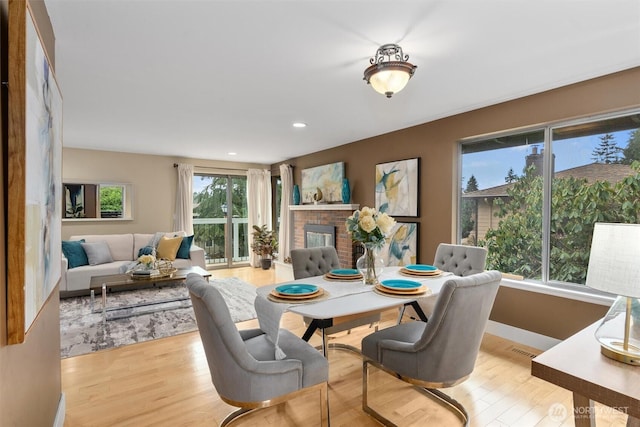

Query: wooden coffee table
[89,266,211,321]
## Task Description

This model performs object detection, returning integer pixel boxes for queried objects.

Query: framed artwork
[381,222,419,266]
[7,3,63,344]
[301,162,344,203]
[375,158,419,216]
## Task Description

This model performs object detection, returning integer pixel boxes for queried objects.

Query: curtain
[278,164,293,262]
[247,169,272,267]
[173,163,194,235]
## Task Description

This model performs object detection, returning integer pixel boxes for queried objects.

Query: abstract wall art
[301,162,344,203]
[381,222,419,266]
[375,158,419,216]
[7,3,63,344]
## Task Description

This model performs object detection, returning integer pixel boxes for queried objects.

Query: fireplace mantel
[289,203,359,211]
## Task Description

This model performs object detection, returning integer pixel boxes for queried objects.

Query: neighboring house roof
[463,163,635,199]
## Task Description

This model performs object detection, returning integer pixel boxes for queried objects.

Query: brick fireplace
[290,204,359,268]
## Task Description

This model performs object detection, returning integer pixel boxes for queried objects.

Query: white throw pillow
[81,241,114,265]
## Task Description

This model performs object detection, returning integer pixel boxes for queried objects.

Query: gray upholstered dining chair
[291,246,342,279]
[433,243,488,277]
[401,243,488,322]
[290,247,381,342]
[186,273,329,426]
[361,270,502,426]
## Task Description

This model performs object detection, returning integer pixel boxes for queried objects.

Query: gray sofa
[60,232,206,295]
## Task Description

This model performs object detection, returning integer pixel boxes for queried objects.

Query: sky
[193,175,210,194]
[462,129,635,190]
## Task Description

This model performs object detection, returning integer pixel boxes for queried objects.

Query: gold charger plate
[379,282,424,293]
[267,289,329,304]
[270,287,324,300]
[323,273,363,281]
[399,268,442,278]
[373,284,430,297]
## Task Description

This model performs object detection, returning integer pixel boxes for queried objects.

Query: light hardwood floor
[61,267,627,426]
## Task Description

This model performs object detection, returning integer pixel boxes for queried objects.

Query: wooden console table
[532,321,640,426]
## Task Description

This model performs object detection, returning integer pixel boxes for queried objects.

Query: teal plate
[275,284,319,296]
[405,264,437,272]
[330,269,360,276]
[380,279,422,290]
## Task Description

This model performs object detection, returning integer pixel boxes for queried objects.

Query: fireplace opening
[304,224,335,248]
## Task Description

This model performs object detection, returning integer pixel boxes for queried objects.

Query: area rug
[60,276,258,358]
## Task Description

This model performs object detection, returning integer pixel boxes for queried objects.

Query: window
[99,185,125,218]
[459,111,640,288]
[192,174,249,267]
[273,176,282,235]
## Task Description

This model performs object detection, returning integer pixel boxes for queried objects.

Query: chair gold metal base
[219,381,329,427]
[362,359,469,427]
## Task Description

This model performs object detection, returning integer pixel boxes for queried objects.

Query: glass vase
[292,184,301,205]
[341,178,351,204]
[356,243,385,285]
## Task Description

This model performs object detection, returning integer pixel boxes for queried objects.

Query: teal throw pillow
[138,246,155,257]
[176,235,194,259]
[62,239,89,269]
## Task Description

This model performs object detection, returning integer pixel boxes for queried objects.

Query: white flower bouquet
[345,206,396,248]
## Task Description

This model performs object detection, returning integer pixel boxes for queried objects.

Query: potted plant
[251,224,278,269]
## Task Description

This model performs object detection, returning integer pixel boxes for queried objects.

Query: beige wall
[277,67,640,339]
[1,1,63,426]
[62,148,268,239]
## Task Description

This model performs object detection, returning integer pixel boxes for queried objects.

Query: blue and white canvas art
[381,222,418,266]
[375,158,419,216]
[301,162,344,203]
[24,10,62,333]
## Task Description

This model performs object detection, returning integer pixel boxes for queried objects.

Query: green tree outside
[480,162,640,284]
[622,129,640,164]
[505,168,519,183]
[460,175,478,240]
[591,133,622,164]
[192,176,249,261]
[99,186,123,217]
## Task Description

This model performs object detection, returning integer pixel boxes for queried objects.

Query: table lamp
[585,222,640,366]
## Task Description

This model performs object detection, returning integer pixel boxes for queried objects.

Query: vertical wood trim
[6,0,26,344]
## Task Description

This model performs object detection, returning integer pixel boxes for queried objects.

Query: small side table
[532,321,640,426]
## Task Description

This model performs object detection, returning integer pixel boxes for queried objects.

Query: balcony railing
[193,217,250,266]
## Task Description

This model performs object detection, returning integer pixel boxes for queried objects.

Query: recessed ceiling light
[228,152,237,156]
[292,122,307,128]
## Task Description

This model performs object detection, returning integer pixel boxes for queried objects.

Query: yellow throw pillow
[156,235,183,261]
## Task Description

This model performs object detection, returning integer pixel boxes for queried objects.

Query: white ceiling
[44,0,640,165]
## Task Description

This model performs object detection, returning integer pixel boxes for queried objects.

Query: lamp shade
[585,223,640,298]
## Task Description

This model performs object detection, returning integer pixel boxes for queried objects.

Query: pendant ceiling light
[363,43,417,98]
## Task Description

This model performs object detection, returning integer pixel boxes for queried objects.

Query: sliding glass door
[192,174,249,268]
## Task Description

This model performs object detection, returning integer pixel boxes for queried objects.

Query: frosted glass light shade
[368,67,411,97]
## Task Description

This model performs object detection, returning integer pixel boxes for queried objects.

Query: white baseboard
[485,320,560,351]
[54,392,65,427]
